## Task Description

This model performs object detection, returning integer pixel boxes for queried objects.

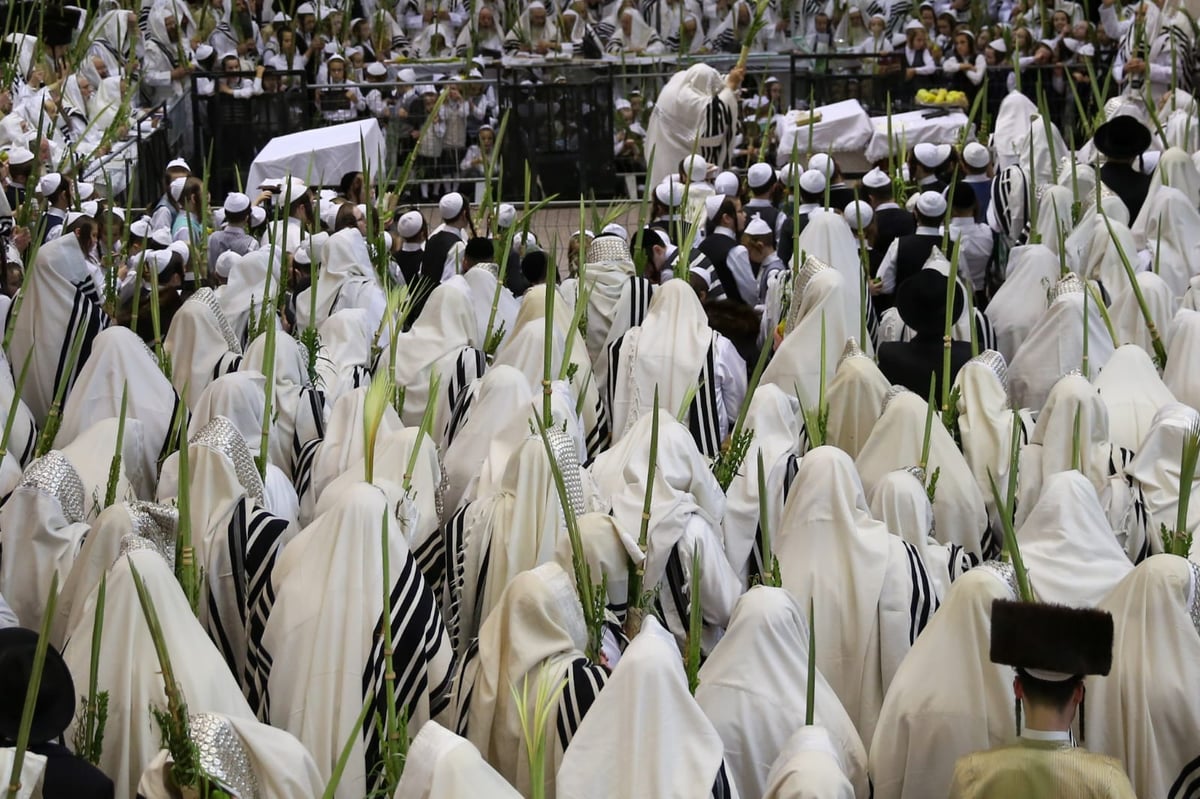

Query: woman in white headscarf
[556,617,736,799]
[263,483,454,799]
[984,243,1059,362]
[644,62,740,185]
[1124,403,1200,559]
[696,587,870,799]
[390,278,486,433]
[163,288,244,410]
[62,548,255,799]
[1140,185,1200,299]
[868,564,1019,799]
[395,721,521,798]
[857,390,990,559]
[608,278,746,457]
[824,339,890,459]
[1085,555,1200,799]
[1096,344,1177,455]
[453,563,607,799]
[605,7,666,54]
[1008,273,1114,410]
[776,446,936,744]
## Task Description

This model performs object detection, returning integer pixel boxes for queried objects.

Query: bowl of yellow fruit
[915,88,969,109]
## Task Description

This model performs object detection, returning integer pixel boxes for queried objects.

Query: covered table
[246,118,386,190]
[775,99,875,164]
[863,108,971,164]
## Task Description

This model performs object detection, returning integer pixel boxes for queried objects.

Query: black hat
[895,268,964,337]
[0,627,76,745]
[1092,115,1151,161]
[464,237,493,262]
[990,599,1114,678]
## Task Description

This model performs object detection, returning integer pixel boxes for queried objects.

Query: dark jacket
[1100,162,1152,223]
[872,206,916,267]
[878,335,973,400]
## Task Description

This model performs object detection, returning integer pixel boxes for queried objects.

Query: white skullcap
[602,222,628,242]
[439,191,466,219]
[150,228,173,248]
[129,217,153,239]
[1077,43,1094,56]
[528,0,546,8]
[6,147,33,166]
[397,210,423,238]
[807,153,835,178]
[65,211,86,228]
[861,167,891,189]
[286,179,308,202]
[988,38,1007,52]
[714,171,740,196]
[273,11,291,23]
[654,177,685,208]
[916,190,947,217]
[963,142,990,169]
[80,201,98,218]
[397,67,418,83]
[166,158,191,173]
[168,240,191,262]
[381,231,393,251]
[37,173,63,196]
[704,193,726,221]
[891,32,908,48]
[904,18,924,30]
[215,250,241,279]
[777,162,801,186]
[169,176,188,202]
[223,192,251,214]
[682,154,709,183]
[194,43,214,61]
[147,250,174,276]
[844,200,874,230]
[513,230,538,249]
[250,206,266,227]
[689,265,712,289]
[319,188,337,203]
[744,214,772,236]
[615,98,632,111]
[75,181,95,201]
[109,206,125,221]
[496,202,517,228]
[747,162,776,190]
[366,61,388,77]
[799,169,826,195]
[914,142,952,168]
[293,244,311,266]
[344,46,363,58]
[296,2,315,13]
[212,208,226,228]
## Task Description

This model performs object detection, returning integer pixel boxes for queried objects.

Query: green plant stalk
[713,333,771,488]
[559,281,592,382]
[543,240,555,427]
[805,597,816,726]
[5,573,57,799]
[76,572,108,765]
[377,506,405,789]
[362,369,394,486]
[625,388,660,638]
[941,245,963,414]
[402,372,441,494]
[1167,418,1200,556]
[1100,213,1167,368]
[103,383,129,508]
[255,291,278,483]
[513,667,568,799]
[988,468,1032,601]
[0,350,33,463]
[173,402,201,615]
[1087,283,1119,349]
[1082,274,1090,376]
[684,543,703,695]
[755,449,781,587]
[1071,405,1083,473]
[964,276,979,357]
[920,373,937,473]
[36,321,88,458]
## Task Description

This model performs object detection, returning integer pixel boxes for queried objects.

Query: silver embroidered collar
[191,416,266,506]
[191,288,243,354]
[21,451,86,524]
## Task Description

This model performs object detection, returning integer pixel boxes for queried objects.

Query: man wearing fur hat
[949,600,1136,798]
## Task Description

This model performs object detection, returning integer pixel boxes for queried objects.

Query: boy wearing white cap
[3,147,35,209]
[36,173,71,244]
[151,159,193,231]
[961,141,992,222]
[422,191,473,285]
[743,162,782,235]
[742,213,783,299]
[875,189,947,298]
[861,167,915,281]
[911,141,954,192]
[207,192,259,278]
[392,210,426,285]
[776,168,827,267]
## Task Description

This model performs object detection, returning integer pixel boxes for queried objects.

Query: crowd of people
[0,0,1198,797]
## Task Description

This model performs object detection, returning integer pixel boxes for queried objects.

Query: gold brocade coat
[949,739,1137,799]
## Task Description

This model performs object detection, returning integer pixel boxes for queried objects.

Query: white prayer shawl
[1111,270,1175,357]
[1185,275,1200,311]
[264,482,454,799]
[395,721,522,799]
[954,351,1024,512]
[1141,185,1200,299]
[796,210,874,335]
[763,726,858,799]
[867,564,1019,799]
[869,469,970,601]
[0,452,91,628]
[606,7,664,52]
[556,618,733,799]
[300,228,387,332]
[1008,286,1114,410]
[1032,185,1074,253]
[553,511,642,628]
[825,345,891,459]
[763,267,856,410]
[582,251,653,384]
[609,279,716,444]
[315,308,373,408]
[1165,309,1200,411]
[1014,112,1069,188]
[1133,149,1200,245]
[216,247,283,345]
[164,288,244,410]
[644,63,739,186]
[721,385,801,586]
[1074,214,1139,302]
[1125,403,1200,555]
[53,326,176,498]
[62,549,254,799]
[984,244,1059,362]
[992,92,1041,169]
[1085,555,1200,799]
[138,713,325,799]
[241,332,325,480]
[441,365,534,514]
[0,343,36,479]
[391,277,482,431]
[457,563,594,798]
[1096,344,1177,455]
[463,262,519,348]
[1063,196,1130,278]
[696,587,870,799]
[856,391,988,558]
[8,232,107,424]
[776,446,935,744]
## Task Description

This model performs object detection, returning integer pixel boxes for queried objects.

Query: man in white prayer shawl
[606,278,746,457]
[580,234,654,382]
[63,548,256,799]
[1165,310,1200,411]
[241,332,325,483]
[870,563,1020,799]
[825,339,891,460]
[696,587,870,798]
[775,446,936,745]
[294,226,387,334]
[557,617,736,798]
[1085,554,1200,798]
[163,287,245,410]
[763,726,859,799]
[394,721,522,798]
[452,563,607,799]
[645,63,744,186]
[8,232,107,425]
[1096,344,1177,457]
[262,482,454,799]
[1123,403,1200,559]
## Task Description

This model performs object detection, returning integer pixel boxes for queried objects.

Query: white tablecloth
[864,108,971,163]
[775,99,874,163]
[247,118,386,190]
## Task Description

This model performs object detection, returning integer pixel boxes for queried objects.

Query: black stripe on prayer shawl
[243,506,287,720]
[902,540,936,644]
[886,0,912,34]
[53,280,107,406]
[651,544,692,649]
[604,334,624,433]
[555,657,609,750]
[453,639,480,737]
[412,525,446,602]
[782,453,801,502]
[947,544,975,582]
[712,762,735,799]
[288,385,327,478]
[444,381,477,450]
[702,99,733,166]
[442,505,471,655]
[628,276,653,329]
[445,348,487,440]
[362,545,456,795]
[1169,753,1200,799]
[292,437,321,500]
[585,393,610,463]
[687,338,723,459]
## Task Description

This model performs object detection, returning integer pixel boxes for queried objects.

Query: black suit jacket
[1100,162,1152,224]
[29,743,115,799]
[872,207,916,269]
[878,336,973,401]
